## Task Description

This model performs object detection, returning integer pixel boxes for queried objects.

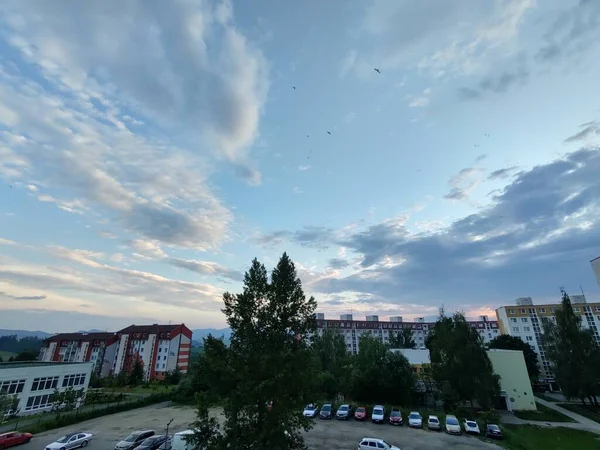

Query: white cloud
[408,87,432,107]
[298,165,311,171]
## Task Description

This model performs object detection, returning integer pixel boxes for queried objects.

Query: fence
[0,392,172,433]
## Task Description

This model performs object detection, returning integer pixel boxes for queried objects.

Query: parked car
[136,435,171,450]
[463,419,480,435]
[485,424,504,440]
[266,401,273,411]
[0,432,33,449]
[358,437,400,450]
[388,409,403,426]
[46,433,93,450]
[170,430,193,450]
[336,404,353,420]
[427,415,441,431]
[408,411,422,428]
[115,430,155,450]
[444,415,461,435]
[319,404,333,419]
[354,406,367,421]
[371,405,385,424]
[303,404,319,418]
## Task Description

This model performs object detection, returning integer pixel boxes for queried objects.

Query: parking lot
[22,403,503,450]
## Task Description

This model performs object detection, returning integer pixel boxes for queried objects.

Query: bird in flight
[292,86,296,89]
[306,134,310,138]
[327,131,331,135]
[485,133,490,137]
[374,68,381,74]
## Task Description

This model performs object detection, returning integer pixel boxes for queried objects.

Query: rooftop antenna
[580,284,585,297]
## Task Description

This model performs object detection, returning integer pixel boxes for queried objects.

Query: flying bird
[374,68,381,74]
[485,133,490,137]
[306,135,310,138]
[292,86,296,89]
[327,131,331,135]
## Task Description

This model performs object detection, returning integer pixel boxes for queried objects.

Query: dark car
[485,424,504,440]
[354,406,368,421]
[0,432,33,449]
[388,409,403,426]
[319,404,333,419]
[335,404,353,420]
[115,430,155,450]
[135,435,170,450]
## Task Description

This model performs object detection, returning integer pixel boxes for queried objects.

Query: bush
[478,409,500,425]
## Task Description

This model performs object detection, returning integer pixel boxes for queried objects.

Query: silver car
[46,433,93,450]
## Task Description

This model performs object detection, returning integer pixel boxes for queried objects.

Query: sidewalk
[534,397,600,433]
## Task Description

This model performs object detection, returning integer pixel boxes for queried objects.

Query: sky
[1,0,600,333]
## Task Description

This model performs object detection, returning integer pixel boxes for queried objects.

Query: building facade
[487,349,536,411]
[38,324,192,381]
[592,256,600,285]
[496,296,600,382]
[315,313,500,354]
[0,361,93,416]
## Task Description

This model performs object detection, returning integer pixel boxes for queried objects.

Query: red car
[354,406,368,421]
[0,432,33,449]
[389,409,403,426]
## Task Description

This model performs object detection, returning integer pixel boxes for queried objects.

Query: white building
[592,256,600,285]
[315,313,500,354]
[0,361,94,416]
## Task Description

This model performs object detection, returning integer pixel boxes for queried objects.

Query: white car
[358,437,401,450]
[303,403,319,418]
[371,405,385,423]
[45,433,93,450]
[408,411,422,428]
[445,415,461,435]
[463,419,480,435]
[427,415,441,431]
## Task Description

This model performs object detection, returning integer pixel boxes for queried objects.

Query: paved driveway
[22,403,503,450]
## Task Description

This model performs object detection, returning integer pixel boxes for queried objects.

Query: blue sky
[1,0,600,332]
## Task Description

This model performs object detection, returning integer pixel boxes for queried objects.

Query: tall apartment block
[592,256,600,285]
[315,313,500,354]
[39,324,192,381]
[496,296,600,382]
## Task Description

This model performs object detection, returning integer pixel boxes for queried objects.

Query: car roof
[428,415,439,419]
[409,411,420,414]
[446,414,457,418]
[373,404,384,408]
[362,438,385,443]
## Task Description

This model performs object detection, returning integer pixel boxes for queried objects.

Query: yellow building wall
[487,349,536,411]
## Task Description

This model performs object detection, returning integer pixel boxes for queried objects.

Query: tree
[14,350,38,361]
[488,334,541,381]
[541,290,600,406]
[191,254,318,450]
[388,327,416,349]
[128,359,145,386]
[0,392,19,421]
[426,310,500,411]
[49,387,84,413]
[349,335,414,406]
[164,366,183,385]
[310,330,351,398]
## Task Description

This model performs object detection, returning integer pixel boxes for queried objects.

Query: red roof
[45,332,116,343]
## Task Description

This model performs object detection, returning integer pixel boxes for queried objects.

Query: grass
[0,351,17,360]
[105,385,176,395]
[497,424,600,450]
[535,393,561,402]
[513,402,575,423]
[557,403,600,425]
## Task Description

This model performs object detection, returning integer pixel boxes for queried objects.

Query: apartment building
[39,332,119,377]
[315,313,500,354]
[592,256,600,285]
[496,296,600,382]
[39,323,192,381]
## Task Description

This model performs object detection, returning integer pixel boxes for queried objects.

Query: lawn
[535,393,561,402]
[557,403,600,425]
[497,424,600,450]
[0,351,17,360]
[513,402,574,422]
[108,385,177,395]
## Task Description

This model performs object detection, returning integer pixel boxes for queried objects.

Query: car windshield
[143,437,161,445]
[390,411,400,417]
[356,407,365,413]
[489,425,501,431]
[382,441,392,448]
[339,406,348,411]
[124,433,141,442]
[322,405,331,411]
[429,417,439,423]
[409,413,420,419]
[373,408,383,415]
[56,436,71,444]
[466,421,477,427]
[447,418,459,425]
[305,404,315,410]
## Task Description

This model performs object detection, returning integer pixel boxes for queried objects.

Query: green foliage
[13,350,38,361]
[191,253,318,450]
[541,290,600,404]
[0,335,44,354]
[501,424,600,450]
[426,309,500,411]
[164,366,183,385]
[388,327,416,349]
[488,334,541,381]
[310,330,352,397]
[128,359,145,386]
[513,402,574,422]
[349,335,415,406]
[49,387,84,413]
[0,391,19,419]
[477,408,500,425]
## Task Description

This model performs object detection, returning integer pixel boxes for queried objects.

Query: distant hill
[0,329,53,339]
[191,328,231,344]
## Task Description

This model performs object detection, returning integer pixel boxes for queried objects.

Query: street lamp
[164,418,174,450]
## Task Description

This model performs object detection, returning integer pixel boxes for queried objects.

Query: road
[20,403,503,450]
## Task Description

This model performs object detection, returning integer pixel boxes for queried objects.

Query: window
[539,308,546,313]
[521,318,528,323]
[0,379,26,394]
[595,307,600,312]
[511,318,517,323]
[62,373,86,388]
[158,348,162,352]
[524,327,531,332]
[162,364,165,369]
[526,336,533,341]
[31,376,59,391]
[508,309,515,314]
[512,327,520,332]
[519,309,526,314]
[25,394,52,411]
